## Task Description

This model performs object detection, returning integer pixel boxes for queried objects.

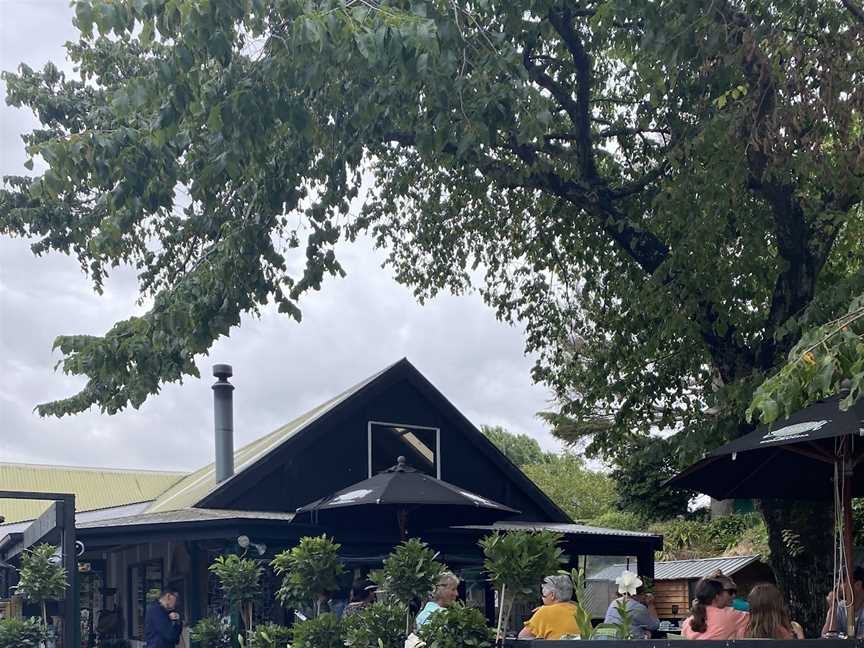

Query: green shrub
[416,604,494,648]
[343,602,407,648]
[586,510,647,532]
[290,613,343,648]
[190,616,233,648]
[271,535,345,615]
[209,554,263,632]
[245,622,292,648]
[14,544,68,625]
[380,539,445,607]
[0,617,49,648]
[650,513,766,560]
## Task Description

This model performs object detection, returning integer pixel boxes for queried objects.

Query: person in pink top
[682,578,749,640]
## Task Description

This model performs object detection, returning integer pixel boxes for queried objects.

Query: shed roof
[588,554,763,581]
[463,521,661,539]
[0,463,184,524]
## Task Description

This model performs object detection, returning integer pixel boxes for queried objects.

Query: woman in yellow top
[518,575,580,640]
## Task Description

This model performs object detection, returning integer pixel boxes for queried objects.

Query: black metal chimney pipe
[212,364,235,483]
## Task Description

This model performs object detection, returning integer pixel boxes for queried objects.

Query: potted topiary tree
[14,544,68,628]
[378,538,446,634]
[208,554,263,639]
[271,534,345,618]
[479,530,564,638]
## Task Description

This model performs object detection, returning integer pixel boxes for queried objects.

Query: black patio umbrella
[292,456,520,539]
[667,395,864,635]
[666,396,864,500]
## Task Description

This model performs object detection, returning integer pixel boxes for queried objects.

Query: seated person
[518,575,579,640]
[822,566,864,637]
[709,570,749,612]
[415,572,460,628]
[745,583,804,639]
[682,578,749,639]
[343,579,376,618]
[603,582,660,639]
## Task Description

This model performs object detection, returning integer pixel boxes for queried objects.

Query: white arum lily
[615,570,642,596]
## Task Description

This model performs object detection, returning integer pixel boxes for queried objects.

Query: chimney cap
[213,364,233,379]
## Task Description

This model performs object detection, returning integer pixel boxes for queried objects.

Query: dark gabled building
[1,358,661,646]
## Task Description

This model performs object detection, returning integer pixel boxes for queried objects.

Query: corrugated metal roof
[588,555,763,581]
[146,362,398,514]
[77,507,295,529]
[0,463,185,524]
[461,521,661,539]
[0,502,151,535]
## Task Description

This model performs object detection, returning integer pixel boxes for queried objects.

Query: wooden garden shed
[587,554,773,620]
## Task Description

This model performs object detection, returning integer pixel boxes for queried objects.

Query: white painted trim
[367,421,441,479]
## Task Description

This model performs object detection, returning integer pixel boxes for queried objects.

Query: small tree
[208,554,263,635]
[342,602,407,648]
[479,530,564,638]
[14,544,68,626]
[380,539,446,633]
[416,604,495,648]
[271,535,344,617]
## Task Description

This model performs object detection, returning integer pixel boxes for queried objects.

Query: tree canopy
[2,0,861,425]
[2,0,863,630]
[479,424,552,467]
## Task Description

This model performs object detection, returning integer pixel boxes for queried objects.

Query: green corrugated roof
[146,362,397,514]
[0,463,185,524]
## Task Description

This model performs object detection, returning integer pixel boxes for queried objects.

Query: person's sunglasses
[725,589,737,595]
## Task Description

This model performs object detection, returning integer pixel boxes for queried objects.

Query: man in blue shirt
[144,589,182,648]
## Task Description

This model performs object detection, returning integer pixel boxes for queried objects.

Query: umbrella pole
[843,454,856,638]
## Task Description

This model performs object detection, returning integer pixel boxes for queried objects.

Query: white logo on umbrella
[760,419,829,444]
[458,491,493,507]
[326,489,374,505]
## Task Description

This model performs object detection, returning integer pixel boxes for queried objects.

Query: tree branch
[548,8,598,180]
[841,0,864,25]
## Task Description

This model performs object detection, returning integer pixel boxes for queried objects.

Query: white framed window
[368,421,441,478]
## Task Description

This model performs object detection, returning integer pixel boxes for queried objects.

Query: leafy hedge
[0,618,49,648]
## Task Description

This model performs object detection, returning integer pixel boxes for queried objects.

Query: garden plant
[271,534,345,617]
[480,530,564,637]
[209,554,264,637]
[416,604,495,648]
[379,538,446,633]
[342,601,407,648]
[13,544,68,627]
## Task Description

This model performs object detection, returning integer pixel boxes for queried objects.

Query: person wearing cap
[709,571,749,612]
[518,575,580,640]
[682,578,749,640]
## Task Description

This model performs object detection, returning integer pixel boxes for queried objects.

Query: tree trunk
[760,498,835,637]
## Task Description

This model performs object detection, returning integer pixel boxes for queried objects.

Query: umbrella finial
[397,456,406,469]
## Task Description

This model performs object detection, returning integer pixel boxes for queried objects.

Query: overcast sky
[0,0,563,473]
